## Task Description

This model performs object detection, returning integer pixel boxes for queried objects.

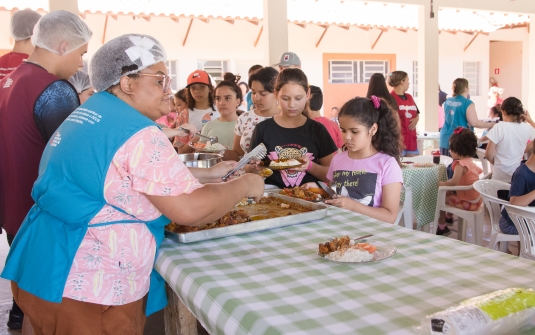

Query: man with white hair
[0,10,92,329]
[0,9,42,79]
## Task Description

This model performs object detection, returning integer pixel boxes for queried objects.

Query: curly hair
[339,97,403,163]
[501,97,524,123]
[449,127,478,157]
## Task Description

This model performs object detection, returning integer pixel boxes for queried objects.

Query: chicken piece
[319,243,330,256]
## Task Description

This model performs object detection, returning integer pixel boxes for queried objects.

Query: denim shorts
[401,149,419,156]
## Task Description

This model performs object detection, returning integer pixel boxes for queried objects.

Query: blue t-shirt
[246,91,253,111]
[439,95,473,149]
[500,163,535,230]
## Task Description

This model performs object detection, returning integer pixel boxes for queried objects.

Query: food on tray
[203,143,226,151]
[259,168,273,178]
[280,187,322,201]
[166,196,312,233]
[191,142,206,150]
[319,236,377,262]
[413,162,434,168]
[269,158,302,168]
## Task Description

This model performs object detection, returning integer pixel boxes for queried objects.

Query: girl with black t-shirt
[250,69,337,189]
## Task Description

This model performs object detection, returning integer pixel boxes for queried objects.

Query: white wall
[489,41,523,102]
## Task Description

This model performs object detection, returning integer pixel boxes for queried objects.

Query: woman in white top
[485,97,535,182]
[233,67,280,156]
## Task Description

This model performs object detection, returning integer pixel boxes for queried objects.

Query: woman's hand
[292,155,310,172]
[521,110,535,128]
[300,182,318,189]
[208,161,239,182]
[408,114,419,130]
[325,196,356,210]
[174,123,197,144]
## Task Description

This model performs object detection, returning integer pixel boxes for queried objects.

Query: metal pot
[177,153,223,168]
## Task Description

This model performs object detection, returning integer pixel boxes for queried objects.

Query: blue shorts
[401,149,419,156]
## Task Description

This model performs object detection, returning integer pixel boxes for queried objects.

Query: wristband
[306,160,313,171]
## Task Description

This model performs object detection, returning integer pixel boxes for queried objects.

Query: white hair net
[10,9,42,41]
[31,10,92,55]
[68,71,91,94]
[89,34,167,92]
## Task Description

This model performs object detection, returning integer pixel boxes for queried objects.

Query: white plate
[318,240,396,263]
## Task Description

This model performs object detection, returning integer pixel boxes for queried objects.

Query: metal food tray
[165,192,329,243]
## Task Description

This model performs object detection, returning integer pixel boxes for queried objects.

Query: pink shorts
[446,194,482,211]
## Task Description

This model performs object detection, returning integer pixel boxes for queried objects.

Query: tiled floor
[0,211,517,335]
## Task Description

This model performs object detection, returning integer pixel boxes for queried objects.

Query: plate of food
[189,142,227,152]
[412,162,434,168]
[318,236,396,263]
[269,158,305,170]
[279,186,324,202]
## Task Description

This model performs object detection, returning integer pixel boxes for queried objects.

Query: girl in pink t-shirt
[324,96,404,224]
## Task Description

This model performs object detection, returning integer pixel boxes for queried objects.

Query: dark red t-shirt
[0,52,28,80]
[313,116,344,148]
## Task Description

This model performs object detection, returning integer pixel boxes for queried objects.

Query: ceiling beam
[224,19,234,24]
[294,23,306,28]
[371,29,384,49]
[247,19,259,25]
[102,15,108,44]
[316,25,329,48]
[254,25,263,47]
[170,17,179,23]
[183,18,193,46]
[464,32,479,51]
[198,18,209,23]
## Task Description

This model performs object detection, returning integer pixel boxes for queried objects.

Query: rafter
[183,19,193,46]
[316,25,329,48]
[254,26,263,47]
[371,29,384,50]
[464,32,479,52]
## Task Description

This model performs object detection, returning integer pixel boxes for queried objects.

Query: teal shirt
[439,95,474,149]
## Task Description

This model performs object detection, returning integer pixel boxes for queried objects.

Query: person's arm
[408,114,419,130]
[326,183,402,224]
[439,163,464,186]
[466,103,494,129]
[510,190,535,207]
[293,154,334,182]
[189,160,239,183]
[232,134,245,157]
[521,110,535,128]
[34,80,80,141]
[485,141,496,165]
[146,174,264,226]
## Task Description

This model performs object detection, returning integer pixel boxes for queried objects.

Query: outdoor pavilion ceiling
[0,0,530,34]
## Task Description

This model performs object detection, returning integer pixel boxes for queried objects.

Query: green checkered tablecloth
[156,208,535,335]
[402,164,448,228]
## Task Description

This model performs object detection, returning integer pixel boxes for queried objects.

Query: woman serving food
[1,34,264,334]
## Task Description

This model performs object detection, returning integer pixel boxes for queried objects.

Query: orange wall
[322,53,396,118]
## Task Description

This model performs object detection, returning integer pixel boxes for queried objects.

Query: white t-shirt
[234,110,272,153]
[187,107,220,131]
[486,122,535,182]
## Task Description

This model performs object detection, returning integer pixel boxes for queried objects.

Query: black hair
[248,64,263,76]
[214,72,243,104]
[309,85,323,111]
[449,127,478,157]
[339,97,403,163]
[501,97,524,123]
[489,104,503,121]
[248,67,278,93]
[366,73,398,111]
[274,68,310,117]
[174,88,187,101]
[238,81,249,93]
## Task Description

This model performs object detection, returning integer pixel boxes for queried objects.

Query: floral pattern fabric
[234,110,271,154]
[63,126,203,305]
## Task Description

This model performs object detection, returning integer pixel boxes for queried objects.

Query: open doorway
[489,41,522,102]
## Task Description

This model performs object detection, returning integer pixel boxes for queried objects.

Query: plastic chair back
[504,204,535,260]
[473,180,510,231]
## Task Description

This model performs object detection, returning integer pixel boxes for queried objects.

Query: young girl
[485,97,535,182]
[436,127,483,235]
[201,73,242,149]
[324,96,404,224]
[250,68,338,188]
[233,67,279,156]
[388,71,419,157]
[178,70,220,131]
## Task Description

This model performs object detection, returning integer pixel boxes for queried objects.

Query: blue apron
[1,92,169,316]
[439,95,474,149]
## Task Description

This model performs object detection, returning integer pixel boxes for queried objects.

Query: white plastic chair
[476,148,492,176]
[473,180,519,252]
[504,204,535,260]
[395,185,413,229]
[431,185,485,245]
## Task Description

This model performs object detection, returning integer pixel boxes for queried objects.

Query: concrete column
[417,2,439,131]
[263,0,288,67]
[528,16,535,112]
[49,0,79,14]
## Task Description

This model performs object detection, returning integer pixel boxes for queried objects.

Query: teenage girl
[388,71,419,157]
[201,73,242,149]
[324,96,404,224]
[250,68,338,188]
[436,128,483,235]
[233,67,279,156]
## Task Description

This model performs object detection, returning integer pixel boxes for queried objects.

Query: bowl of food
[176,153,223,168]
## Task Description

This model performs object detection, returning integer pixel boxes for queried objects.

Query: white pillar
[528,16,535,112]
[417,2,439,131]
[49,0,79,14]
[263,0,288,67]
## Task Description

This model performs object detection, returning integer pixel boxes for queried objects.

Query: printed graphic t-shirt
[177,107,220,131]
[234,110,272,153]
[250,117,338,188]
[327,151,403,208]
[0,52,28,79]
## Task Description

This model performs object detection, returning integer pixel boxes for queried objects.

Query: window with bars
[413,61,418,98]
[198,60,228,84]
[165,60,178,91]
[328,60,390,84]
[463,61,480,96]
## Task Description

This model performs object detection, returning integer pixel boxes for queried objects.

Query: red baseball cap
[187,70,211,86]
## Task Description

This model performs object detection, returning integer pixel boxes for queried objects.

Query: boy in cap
[274,51,301,71]
[0,11,92,329]
[0,9,42,78]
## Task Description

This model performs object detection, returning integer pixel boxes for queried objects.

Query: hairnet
[10,9,42,41]
[31,10,92,55]
[89,34,167,92]
[68,71,91,94]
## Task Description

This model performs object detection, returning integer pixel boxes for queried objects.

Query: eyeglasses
[138,73,172,93]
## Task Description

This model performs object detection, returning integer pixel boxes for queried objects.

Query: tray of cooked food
[279,186,331,202]
[165,192,329,243]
